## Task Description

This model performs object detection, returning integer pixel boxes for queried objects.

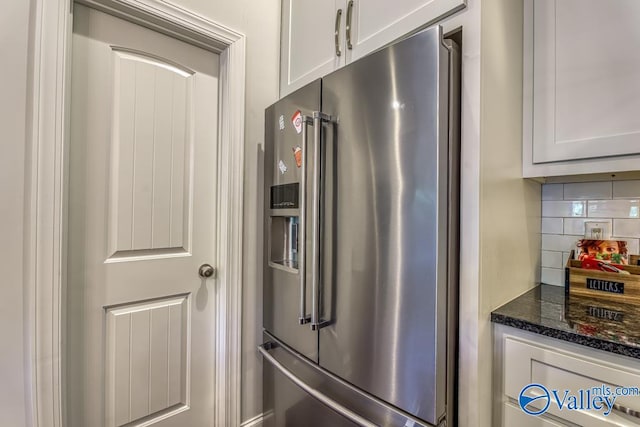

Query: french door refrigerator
[260,25,460,427]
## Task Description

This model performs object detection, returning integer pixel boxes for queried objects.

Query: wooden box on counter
[565,250,640,303]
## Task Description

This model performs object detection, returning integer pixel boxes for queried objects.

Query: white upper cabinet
[280,0,346,95]
[280,0,466,96]
[346,0,465,62]
[524,0,640,177]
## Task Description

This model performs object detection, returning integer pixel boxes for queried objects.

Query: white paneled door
[67,5,219,426]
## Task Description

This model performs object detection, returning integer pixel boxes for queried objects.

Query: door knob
[198,264,216,279]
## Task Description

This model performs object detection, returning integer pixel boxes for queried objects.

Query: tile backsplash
[541,180,640,286]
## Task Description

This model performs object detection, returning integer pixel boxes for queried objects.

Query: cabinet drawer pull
[613,403,640,419]
[334,9,343,57]
[346,0,354,50]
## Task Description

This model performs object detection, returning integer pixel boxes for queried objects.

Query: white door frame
[25,1,245,426]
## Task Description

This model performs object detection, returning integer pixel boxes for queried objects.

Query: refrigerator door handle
[258,343,377,427]
[310,111,332,331]
[299,115,314,325]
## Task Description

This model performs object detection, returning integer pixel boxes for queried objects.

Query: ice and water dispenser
[269,183,300,270]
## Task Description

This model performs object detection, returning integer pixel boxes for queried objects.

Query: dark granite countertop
[491,284,640,359]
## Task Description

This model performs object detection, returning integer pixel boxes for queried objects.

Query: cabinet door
[503,403,567,427]
[280,0,345,96]
[345,0,465,62]
[503,334,640,426]
[532,0,640,163]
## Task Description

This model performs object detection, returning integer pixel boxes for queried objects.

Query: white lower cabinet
[494,324,640,426]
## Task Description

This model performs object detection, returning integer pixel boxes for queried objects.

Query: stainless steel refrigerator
[260,25,460,427]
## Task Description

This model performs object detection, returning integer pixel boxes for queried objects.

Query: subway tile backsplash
[564,182,612,200]
[541,217,563,234]
[542,183,564,201]
[541,268,564,287]
[541,234,584,252]
[613,180,640,199]
[587,200,640,218]
[614,219,640,238]
[541,251,563,269]
[542,201,586,217]
[562,218,589,235]
[540,180,640,286]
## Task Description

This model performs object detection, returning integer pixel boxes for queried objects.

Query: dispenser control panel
[270,183,299,209]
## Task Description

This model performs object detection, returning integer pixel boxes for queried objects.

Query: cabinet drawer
[504,336,640,426]
[504,402,566,427]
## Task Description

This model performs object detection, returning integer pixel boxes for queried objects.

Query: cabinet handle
[334,8,343,57]
[346,0,354,50]
[613,403,640,419]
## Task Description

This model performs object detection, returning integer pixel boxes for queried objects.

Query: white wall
[479,0,540,426]
[0,1,31,426]
[440,0,541,425]
[438,3,484,426]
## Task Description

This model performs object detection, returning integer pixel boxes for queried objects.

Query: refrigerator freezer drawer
[260,333,437,427]
[259,344,372,427]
